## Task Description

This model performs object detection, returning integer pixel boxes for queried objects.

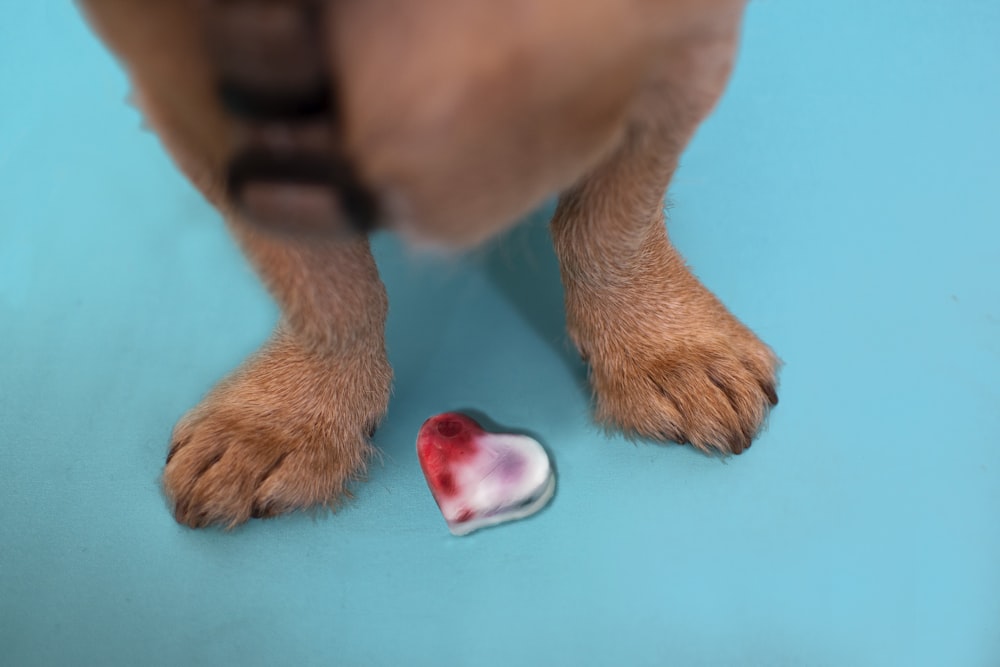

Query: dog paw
[580,300,779,455]
[163,333,391,528]
[591,331,778,454]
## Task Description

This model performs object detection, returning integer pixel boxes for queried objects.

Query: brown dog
[78,0,778,528]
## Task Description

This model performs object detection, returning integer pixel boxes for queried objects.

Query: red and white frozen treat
[416,412,556,536]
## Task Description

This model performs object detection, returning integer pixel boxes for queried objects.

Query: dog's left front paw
[587,322,779,455]
[569,273,780,455]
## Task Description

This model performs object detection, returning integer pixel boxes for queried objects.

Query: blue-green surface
[2,3,998,666]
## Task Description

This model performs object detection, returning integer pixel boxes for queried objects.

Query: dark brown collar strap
[203,0,379,234]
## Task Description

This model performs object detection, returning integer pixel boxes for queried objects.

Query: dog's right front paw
[163,334,391,528]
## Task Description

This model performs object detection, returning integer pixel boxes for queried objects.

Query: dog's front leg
[551,31,779,455]
[84,0,395,528]
[163,221,392,528]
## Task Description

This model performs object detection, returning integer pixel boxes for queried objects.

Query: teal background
[2,2,998,665]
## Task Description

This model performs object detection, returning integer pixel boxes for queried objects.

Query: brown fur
[78,0,778,528]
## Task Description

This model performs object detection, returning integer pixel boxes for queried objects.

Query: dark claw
[173,499,190,525]
[166,443,182,465]
[761,381,779,406]
[733,433,751,455]
[250,502,276,519]
[166,433,194,465]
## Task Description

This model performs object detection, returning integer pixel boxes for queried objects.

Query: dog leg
[551,31,779,455]
[82,0,393,527]
[163,224,392,528]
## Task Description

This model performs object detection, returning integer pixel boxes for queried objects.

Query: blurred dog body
[79,0,779,528]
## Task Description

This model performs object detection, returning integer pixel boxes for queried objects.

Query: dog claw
[762,382,779,406]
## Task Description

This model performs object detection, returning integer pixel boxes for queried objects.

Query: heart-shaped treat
[417,413,555,536]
